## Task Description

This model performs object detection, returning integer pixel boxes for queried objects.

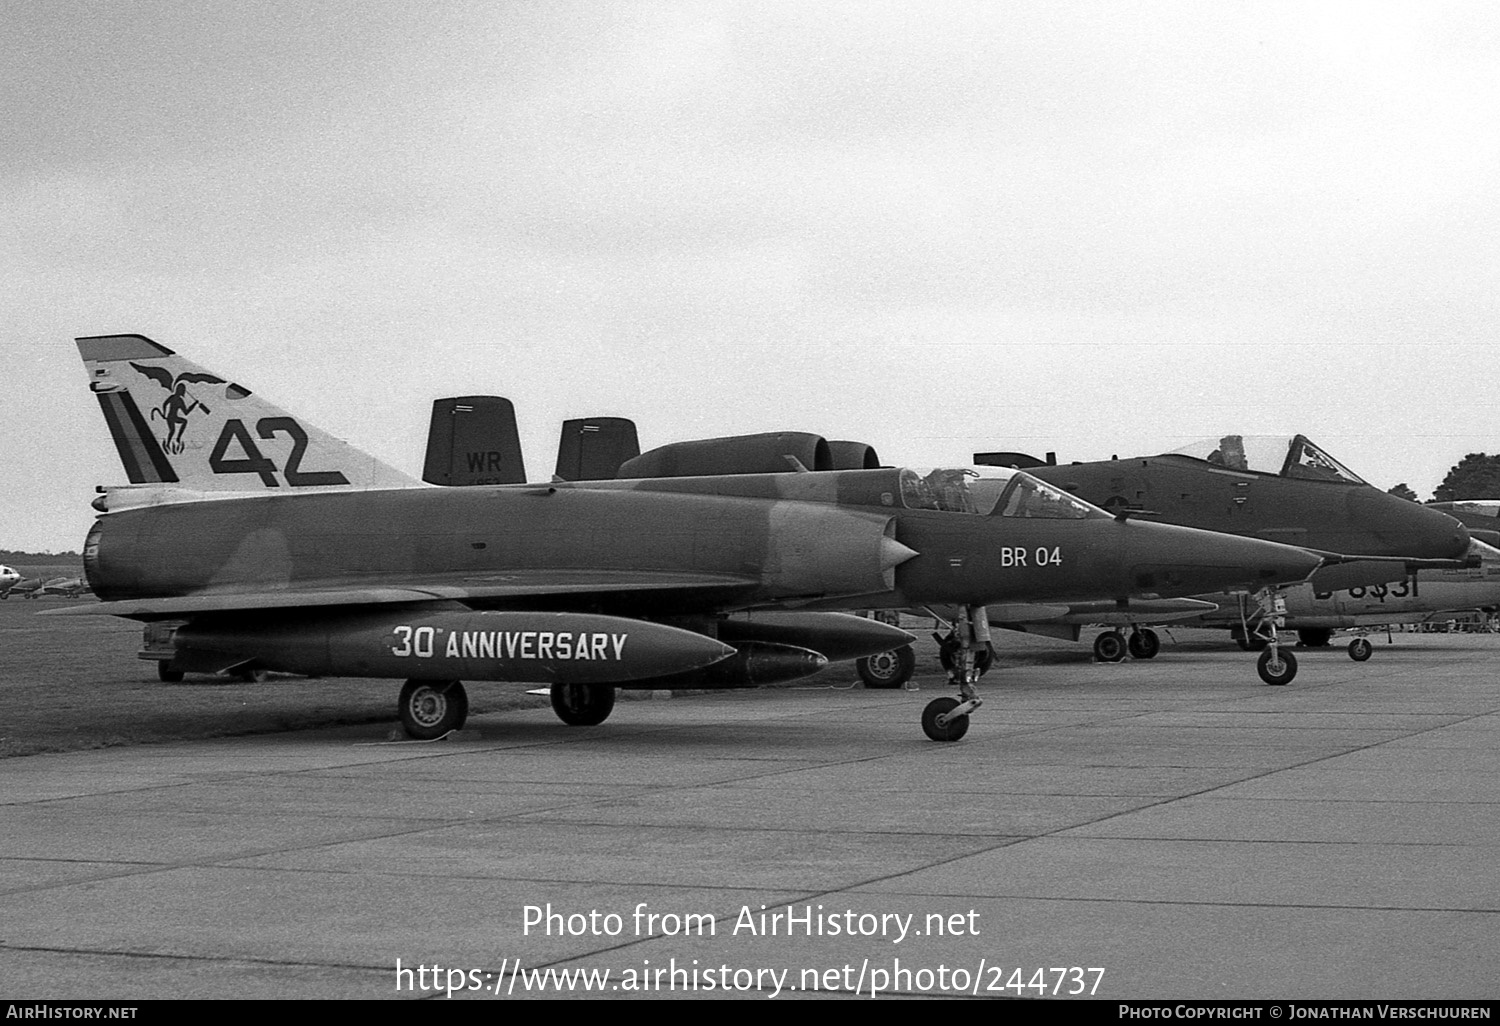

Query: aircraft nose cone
[1126,523,1322,596]
[1352,491,1470,558]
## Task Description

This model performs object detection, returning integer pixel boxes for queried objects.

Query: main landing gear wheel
[921,697,969,742]
[156,661,184,683]
[1093,630,1127,662]
[937,637,994,676]
[857,645,916,689]
[1256,648,1298,686]
[399,679,469,740]
[1127,628,1160,660]
[551,683,616,726]
[1348,637,1373,662]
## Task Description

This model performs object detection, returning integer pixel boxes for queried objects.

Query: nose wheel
[1247,589,1297,685]
[922,697,970,742]
[922,605,988,742]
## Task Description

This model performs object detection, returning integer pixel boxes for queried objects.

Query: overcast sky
[4,1,1498,553]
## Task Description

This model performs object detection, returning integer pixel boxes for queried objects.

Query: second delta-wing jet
[58,335,1321,742]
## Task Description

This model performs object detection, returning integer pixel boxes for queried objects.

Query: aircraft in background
[973,435,1472,683]
[57,335,1321,743]
[5,576,88,600]
[33,577,89,599]
[1182,539,1500,660]
[0,565,21,598]
[1426,500,1500,549]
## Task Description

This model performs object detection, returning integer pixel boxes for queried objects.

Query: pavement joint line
[0,940,395,975]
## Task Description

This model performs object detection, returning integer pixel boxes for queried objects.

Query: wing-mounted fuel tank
[618,432,881,479]
[171,609,738,682]
[423,396,527,486]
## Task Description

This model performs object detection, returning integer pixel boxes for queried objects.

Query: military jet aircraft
[0,565,20,598]
[56,335,1322,742]
[1185,539,1500,660]
[1426,501,1500,549]
[975,435,1472,683]
[429,407,1336,691]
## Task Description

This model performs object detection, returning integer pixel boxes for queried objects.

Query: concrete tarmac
[2,632,1498,1000]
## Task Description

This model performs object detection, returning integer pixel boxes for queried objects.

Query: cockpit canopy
[1168,434,1366,485]
[897,466,1106,519]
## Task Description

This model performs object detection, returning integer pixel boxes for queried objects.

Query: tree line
[1388,453,1500,503]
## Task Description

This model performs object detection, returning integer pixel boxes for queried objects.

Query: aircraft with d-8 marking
[1184,539,1500,661]
[975,435,1472,683]
[59,334,1321,742]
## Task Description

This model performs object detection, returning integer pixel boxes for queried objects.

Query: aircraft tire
[1127,629,1160,659]
[399,679,469,740]
[157,661,184,683]
[937,638,995,677]
[921,697,969,742]
[1256,648,1298,686]
[858,646,915,689]
[1348,638,1373,662]
[1093,630,1127,662]
[551,683,616,726]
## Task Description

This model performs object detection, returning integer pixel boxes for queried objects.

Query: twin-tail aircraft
[57,335,1321,742]
[975,435,1472,682]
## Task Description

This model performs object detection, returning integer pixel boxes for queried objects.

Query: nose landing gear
[922,604,988,742]
[1247,589,1298,685]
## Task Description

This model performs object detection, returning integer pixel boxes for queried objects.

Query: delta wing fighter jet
[57,335,1321,742]
[976,435,1471,683]
[431,407,1338,698]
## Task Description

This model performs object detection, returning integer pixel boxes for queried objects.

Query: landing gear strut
[1247,589,1297,686]
[922,604,988,742]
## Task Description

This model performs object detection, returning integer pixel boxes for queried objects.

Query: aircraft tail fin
[78,334,421,495]
[422,396,527,486]
[555,417,641,481]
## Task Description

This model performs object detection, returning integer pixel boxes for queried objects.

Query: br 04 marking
[208,417,349,487]
[999,547,1063,568]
